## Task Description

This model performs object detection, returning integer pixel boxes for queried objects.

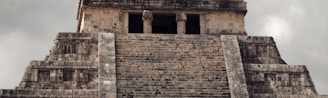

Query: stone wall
[236,36,318,96]
[205,11,246,35]
[81,8,122,33]
[17,61,98,89]
[0,89,98,97]
[251,94,328,98]
[79,8,246,35]
[45,32,98,61]
[244,64,317,96]
[0,33,99,97]
[238,36,286,64]
[115,33,230,97]
[0,32,326,97]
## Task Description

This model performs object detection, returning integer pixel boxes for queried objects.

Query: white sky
[0,0,327,94]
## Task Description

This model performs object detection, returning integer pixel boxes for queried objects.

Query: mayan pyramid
[0,0,327,98]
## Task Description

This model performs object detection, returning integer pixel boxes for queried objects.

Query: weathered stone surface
[238,36,319,97]
[0,89,98,97]
[80,8,122,33]
[98,33,117,98]
[238,36,286,64]
[221,35,249,98]
[0,33,99,97]
[244,64,317,96]
[1,0,327,98]
[78,8,246,35]
[115,34,230,97]
[81,0,247,11]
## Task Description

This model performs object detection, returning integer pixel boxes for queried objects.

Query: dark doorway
[186,14,200,34]
[129,13,143,33]
[152,14,177,34]
[38,70,50,82]
[63,70,74,81]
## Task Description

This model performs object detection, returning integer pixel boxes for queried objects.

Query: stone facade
[1,33,99,97]
[1,0,327,98]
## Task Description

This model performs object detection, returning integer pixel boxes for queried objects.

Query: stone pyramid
[1,0,327,98]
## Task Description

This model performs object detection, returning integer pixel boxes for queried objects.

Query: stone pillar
[74,69,80,89]
[176,13,187,34]
[123,13,129,33]
[50,70,56,82]
[58,69,63,81]
[142,10,153,34]
[32,69,38,82]
[200,15,206,35]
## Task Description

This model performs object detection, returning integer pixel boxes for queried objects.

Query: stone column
[57,69,63,81]
[142,10,153,34]
[50,70,56,82]
[176,13,187,34]
[32,69,38,82]
[74,69,80,89]
[123,12,129,33]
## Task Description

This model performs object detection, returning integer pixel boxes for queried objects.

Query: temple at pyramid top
[77,0,247,35]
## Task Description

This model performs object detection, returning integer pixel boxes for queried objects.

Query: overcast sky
[0,0,327,94]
